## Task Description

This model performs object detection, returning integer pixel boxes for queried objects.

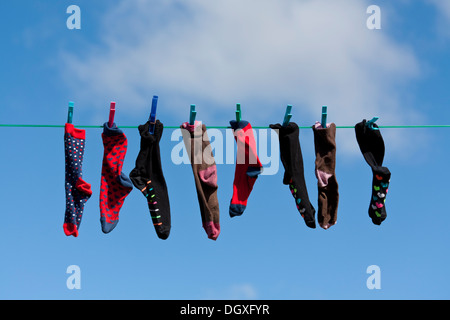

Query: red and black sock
[229,120,263,217]
[270,122,316,228]
[99,122,133,233]
[63,123,92,237]
[130,120,171,239]
[355,120,391,225]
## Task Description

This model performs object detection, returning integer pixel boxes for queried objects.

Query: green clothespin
[67,101,74,124]
[282,105,292,126]
[321,105,327,128]
[236,103,241,122]
[366,117,379,130]
[189,104,197,125]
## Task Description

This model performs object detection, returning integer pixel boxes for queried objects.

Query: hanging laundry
[229,120,263,217]
[269,122,316,228]
[129,120,171,240]
[312,122,339,230]
[63,123,92,237]
[355,119,391,225]
[99,122,133,234]
[181,121,220,240]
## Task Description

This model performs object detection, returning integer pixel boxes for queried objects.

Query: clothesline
[1,124,450,129]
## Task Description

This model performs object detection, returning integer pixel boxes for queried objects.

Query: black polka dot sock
[64,123,92,237]
[130,120,171,240]
[355,120,391,225]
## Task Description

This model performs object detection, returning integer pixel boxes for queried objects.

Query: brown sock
[181,121,220,240]
[312,122,339,229]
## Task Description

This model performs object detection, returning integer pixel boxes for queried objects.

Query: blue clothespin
[282,105,292,126]
[366,117,379,130]
[321,105,327,128]
[148,95,158,134]
[236,103,241,122]
[189,104,197,125]
[67,101,74,124]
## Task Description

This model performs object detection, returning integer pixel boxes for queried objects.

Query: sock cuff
[103,122,124,136]
[138,120,164,141]
[65,123,85,140]
[270,122,299,135]
[181,120,202,133]
[230,120,250,130]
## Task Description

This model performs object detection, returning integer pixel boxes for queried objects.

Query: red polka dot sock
[100,122,133,233]
[229,120,263,217]
[64,123,92,237]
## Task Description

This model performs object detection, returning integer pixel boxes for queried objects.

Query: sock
[355,119,391,225]
[181,121,220,240]
[99,122,133,233]
[129,120,171,239]
[312,122,339,229]
[64,123,92,237]
[229,120,263,217]
[269,122,316,228]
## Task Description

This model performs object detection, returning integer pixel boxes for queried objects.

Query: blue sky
[1,0,450,300]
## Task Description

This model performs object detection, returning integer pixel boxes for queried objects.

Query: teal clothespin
[321,105,327,128]
[148,95,158,134]
[67,101,74,124]
[189,104,197,125]
[236,103,241,122]
[282,105,292,126]
[366,117,379,130]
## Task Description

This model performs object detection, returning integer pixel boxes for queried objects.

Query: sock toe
[63,223,79,237]
[229,204,246,217]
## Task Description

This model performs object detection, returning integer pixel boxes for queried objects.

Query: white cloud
[202,283,258,299]
[428,0,450,37]
[60,0,423,156]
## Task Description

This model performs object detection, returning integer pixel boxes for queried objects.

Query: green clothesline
[1,124,450,129]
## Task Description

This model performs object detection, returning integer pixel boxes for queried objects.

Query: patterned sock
[99,122,133,233]
[312,122,339,230]
[181,121,220,240]
[229,120,263,217]
[269,122,316,228]
[355,119,391,225]
[130,120,171,240]
[64,123,92,237]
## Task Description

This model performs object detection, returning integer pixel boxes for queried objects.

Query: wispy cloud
[428,0,450,37]
[202,283,258,300]
[59,0,423,156]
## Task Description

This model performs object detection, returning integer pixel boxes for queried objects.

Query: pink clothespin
[108,101,116,127]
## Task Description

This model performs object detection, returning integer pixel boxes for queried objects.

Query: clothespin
[236,103,242,122]
[321,105,327,128]
[67,101,74,124]
[148,95,158,134]
[282,105,292,126]
[189,104,197,125]
[366,117,379,130]
[108,101,116,128]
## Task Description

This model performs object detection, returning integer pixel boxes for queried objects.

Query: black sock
[130,120,171,239]
[270,122,316,228]
[355,120,391,225]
